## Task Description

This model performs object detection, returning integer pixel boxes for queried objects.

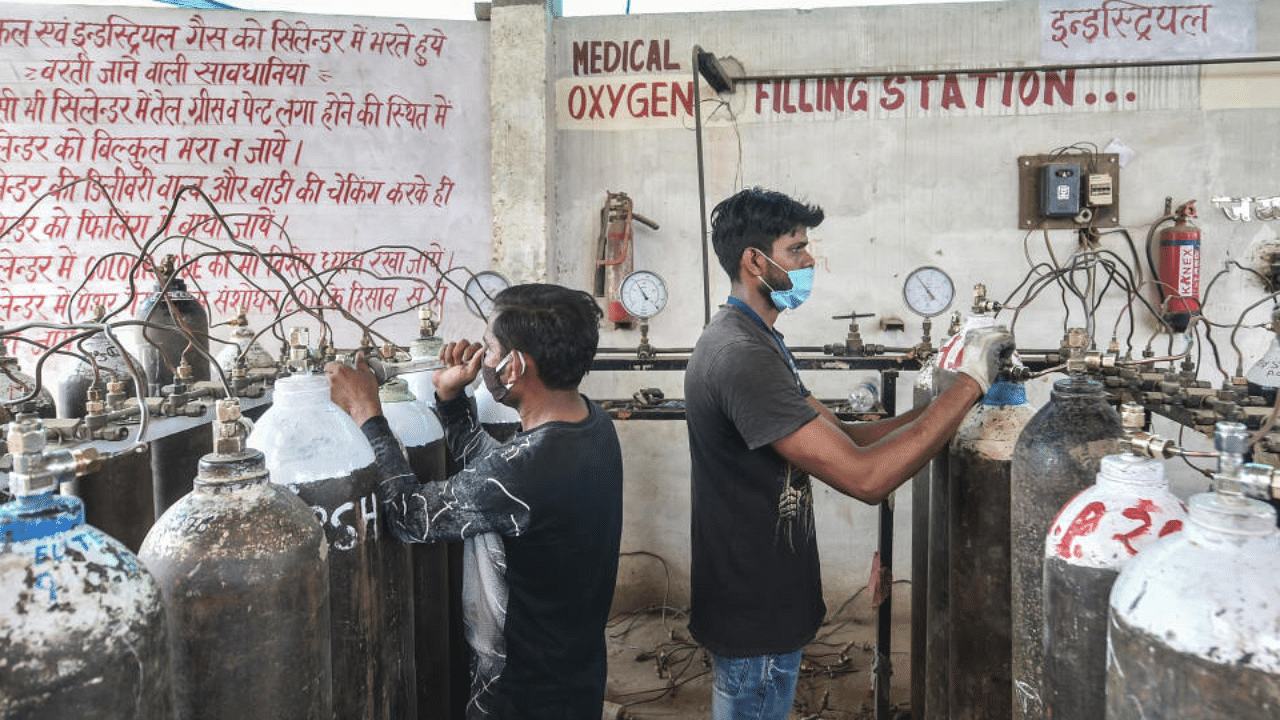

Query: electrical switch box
[1087,173,1114,206]
[1017,153,1121,229]
[1040,163,1081,217]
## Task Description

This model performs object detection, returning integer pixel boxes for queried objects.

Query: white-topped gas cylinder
[1042,453,1186,720]
[1106,426,1280,720]
[248,371,416,720]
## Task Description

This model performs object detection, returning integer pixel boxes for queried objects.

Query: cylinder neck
[272,372,330,404]
[1097,453,1166,489]
[1187,491,1278,539]
[1049,375,1106,402]
[379,377,416,404]
[410,336,443,360]
[194,448,270,489]
[154,276,188,293]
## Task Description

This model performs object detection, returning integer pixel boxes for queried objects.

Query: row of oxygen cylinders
[0,345,523,717]
[912,317,1280,720]
[2,274,518,553]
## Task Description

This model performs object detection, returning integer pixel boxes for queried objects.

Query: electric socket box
[1017,153,1121,229]
[1040,163,1081,217]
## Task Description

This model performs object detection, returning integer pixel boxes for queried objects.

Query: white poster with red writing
[0,3,491,366]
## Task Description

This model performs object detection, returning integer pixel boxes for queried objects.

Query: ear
[509,350,532,385]
[739,247,765,280]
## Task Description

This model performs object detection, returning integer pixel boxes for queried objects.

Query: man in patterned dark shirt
[327,283,624,720]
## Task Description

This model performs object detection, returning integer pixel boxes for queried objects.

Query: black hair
[490,283,603,390]
[709,187,824,281]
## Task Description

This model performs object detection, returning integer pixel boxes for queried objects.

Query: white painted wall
[534,1,1280,609]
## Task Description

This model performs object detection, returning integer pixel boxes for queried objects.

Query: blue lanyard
[726,297,807,394]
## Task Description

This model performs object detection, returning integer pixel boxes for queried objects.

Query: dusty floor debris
[604,583,912,719]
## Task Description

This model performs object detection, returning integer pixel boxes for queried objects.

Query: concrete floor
[603,584,912,719]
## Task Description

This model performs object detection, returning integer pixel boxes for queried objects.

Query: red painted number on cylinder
[1055,501,1106,559]
[1112,499,1158,555]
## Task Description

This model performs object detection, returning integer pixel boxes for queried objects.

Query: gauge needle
[917,277,936,300]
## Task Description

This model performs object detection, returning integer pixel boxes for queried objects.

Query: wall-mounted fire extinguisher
[595,191,658,326]
[1151,199,1200,333]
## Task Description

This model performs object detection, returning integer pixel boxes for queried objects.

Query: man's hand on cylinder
[942,326,1017,394]
[325,351,382,426]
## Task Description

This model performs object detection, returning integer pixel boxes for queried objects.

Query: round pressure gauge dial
[619,270,668,319]
[463,270,510,319]
[902,266,954,317]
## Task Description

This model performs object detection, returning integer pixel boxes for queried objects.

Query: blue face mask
[756,252,814,311]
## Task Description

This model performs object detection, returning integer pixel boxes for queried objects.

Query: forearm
[361,413,532,542]
[436,392,503,465]
[783,375,981,504]
[822,399,928,446]
[359,415,432,542]
[857,376,980,499]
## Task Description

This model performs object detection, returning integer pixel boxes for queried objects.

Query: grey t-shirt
[684,302,825,657]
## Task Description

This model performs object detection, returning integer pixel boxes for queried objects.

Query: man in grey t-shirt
[686,187,1011,719]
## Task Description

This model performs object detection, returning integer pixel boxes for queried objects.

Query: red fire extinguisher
[595,191,658,326]
[1156,200,1200,333]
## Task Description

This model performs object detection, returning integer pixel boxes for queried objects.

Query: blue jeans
[709,648,803,720]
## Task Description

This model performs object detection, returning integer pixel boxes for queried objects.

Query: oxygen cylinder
[1010,375,1122,720]
[133,261,210,395]
[140,400,331,720]
[57,323,138,418]
[917,311,994,719]
[0,340,56,420]
[382,378,444,474]
[599,191,636,324]
[1106,437,1280,718]
[475,376,521,441]
[948,378,1038,720]
[134,262,213,518]
[0,415,171,719]
[381,379,454,720]
[1245,307,1280,406]
[1043,452,1185,720]
[248,372,416,720]
[1157,200,1201,333]
[403,321,469,719]
[57,329,154,552]
[213,308,275,376]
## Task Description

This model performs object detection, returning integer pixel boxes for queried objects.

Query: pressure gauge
[619,270,668,319]
[463,270,510,319]
[902,266,954,317]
